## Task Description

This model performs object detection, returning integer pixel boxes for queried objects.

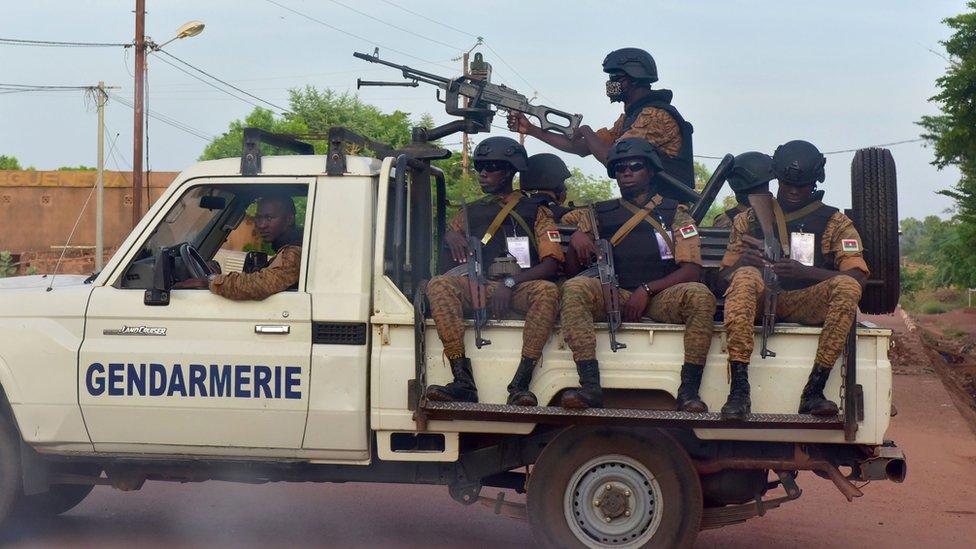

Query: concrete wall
[0,170,177,253]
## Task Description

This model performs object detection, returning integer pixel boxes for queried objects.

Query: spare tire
[850,148,899,314]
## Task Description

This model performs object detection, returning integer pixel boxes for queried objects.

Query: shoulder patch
[678,224,699,238]
[842,239,860,252]
[546,230,561,243]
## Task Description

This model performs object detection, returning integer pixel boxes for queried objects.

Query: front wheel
[527,426,702,549]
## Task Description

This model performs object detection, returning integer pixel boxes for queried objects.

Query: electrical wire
[377,0,479,39]
[149,54,271,112]
[108,91,214,142]
[0,37,129,48]
[323,0,463,51]
[153,49,291,113]
[822,138,925,155]
[263,0,456,71]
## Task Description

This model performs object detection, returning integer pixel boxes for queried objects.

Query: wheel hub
[594,483,631,519]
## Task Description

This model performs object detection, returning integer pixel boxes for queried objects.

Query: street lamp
[132,9,205,228]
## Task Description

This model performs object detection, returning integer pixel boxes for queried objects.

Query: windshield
[144,187,234,253]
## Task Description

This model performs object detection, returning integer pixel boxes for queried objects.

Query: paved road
[5,325,976,547]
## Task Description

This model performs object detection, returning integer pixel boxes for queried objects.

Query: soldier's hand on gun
[772,258,808,279]
[739,235,770,269]
[507,111,533,134]
[491,285,513,319]
[444,231,470,263]
[622,286,649,323]
[569,230,599,265]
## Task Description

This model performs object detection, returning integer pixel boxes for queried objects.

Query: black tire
[0,413,22,527]
[851,147,900,314]
[527,426,702,549]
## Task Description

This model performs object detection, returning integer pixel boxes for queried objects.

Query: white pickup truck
[0,128,905,548]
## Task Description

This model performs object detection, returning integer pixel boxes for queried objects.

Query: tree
[0,155,21,170]
[918,2,976,288]
[564,168,614,205]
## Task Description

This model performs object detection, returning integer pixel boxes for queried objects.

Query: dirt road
[3,313,975,548]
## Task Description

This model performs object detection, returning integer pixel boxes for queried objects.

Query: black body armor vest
[594,197,679,290]
[620,90,695,192]
[441,196,541,274]
[749,201,839,291]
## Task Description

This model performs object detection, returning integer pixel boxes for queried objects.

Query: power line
[822,138,925,155]
[0,37,129,48]
[153,49,291,113]
[150,54,271,111]
[108,91,214,142]
[263,0,456,71]
[0,82,95,90]
[324,0,463,51]
[378,0,479,39]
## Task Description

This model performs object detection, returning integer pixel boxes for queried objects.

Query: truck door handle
[255,324,290,334]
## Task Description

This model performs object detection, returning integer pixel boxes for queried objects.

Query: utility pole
[132,0,146,228]
[95,82,107,270]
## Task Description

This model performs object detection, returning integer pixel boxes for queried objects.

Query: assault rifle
[462,202,491,348]
[747,193,781,358]
[354,51,582,138]
[588,206,626,352]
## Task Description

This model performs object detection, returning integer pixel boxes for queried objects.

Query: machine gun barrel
[357,79,419,89]
[354,52,452,87]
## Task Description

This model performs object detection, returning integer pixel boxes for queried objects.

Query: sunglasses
[474,160,509,173]
[612,160,647,174]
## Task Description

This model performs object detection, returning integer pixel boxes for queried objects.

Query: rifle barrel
[353,52,451,85]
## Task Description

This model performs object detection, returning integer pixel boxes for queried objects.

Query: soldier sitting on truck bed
[719,140,869,418]
[558,138,717,409]
[508,47,695,189]
[175,195,302,300]
[425,137,564,407]
[712,152,775,229]
[521,153,573,222]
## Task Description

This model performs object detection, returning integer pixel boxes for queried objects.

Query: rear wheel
[527,426,702,548]
[14,480,96,518]
[851,147,899,314]
[0,413,22,527]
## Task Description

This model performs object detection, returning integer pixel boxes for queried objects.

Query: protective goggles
[610,160,648,174]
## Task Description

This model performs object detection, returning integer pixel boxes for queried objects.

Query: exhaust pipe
[857,445,907,483]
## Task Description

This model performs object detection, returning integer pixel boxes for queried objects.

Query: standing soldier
[559,138,716,409]
[712,151,776,229]
[719,140,869,418]
[508,47,695,189]
[426,137,564,406]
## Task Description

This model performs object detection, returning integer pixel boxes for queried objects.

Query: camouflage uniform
[711,204,748,229]
[209,245,301,301]
[596,106,683,158]
[721,208,869,368]
[560,199,715,363]
[429,194,564,360]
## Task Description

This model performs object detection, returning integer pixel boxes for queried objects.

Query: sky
[0,0,967,220]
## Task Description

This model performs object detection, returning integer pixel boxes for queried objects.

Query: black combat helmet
[728,151,775,193]
[473,136,528,172]
[522,153,571,191]
[602,47,658,83]
[606,137,664,178]
[772,140,826,186]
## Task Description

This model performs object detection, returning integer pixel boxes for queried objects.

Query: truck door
[79,180,314,453]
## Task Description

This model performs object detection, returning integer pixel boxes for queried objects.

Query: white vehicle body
[0,146,904,547]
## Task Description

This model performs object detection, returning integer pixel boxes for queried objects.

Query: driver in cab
[175,195,302,300]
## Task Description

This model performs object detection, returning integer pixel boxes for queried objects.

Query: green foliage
[56,165,96,171]
[918,2,976,289]
[899,215,976,288]
[565,168,615,206]
[0,155,21,170]
[0,251,16,277]
[899,264,930,296]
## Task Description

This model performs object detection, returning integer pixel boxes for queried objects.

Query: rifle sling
[771,199,825,256]
[481,193,523,246]
[612,199,674,252]
[507,210,538,252]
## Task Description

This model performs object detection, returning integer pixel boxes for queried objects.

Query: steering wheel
[177,243,212,280]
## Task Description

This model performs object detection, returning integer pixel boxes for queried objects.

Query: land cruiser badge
[103,325,167,336]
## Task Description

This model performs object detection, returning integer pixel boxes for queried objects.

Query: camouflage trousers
[724,267,862,367]
[426,275,559,360]
[560,278,717,364]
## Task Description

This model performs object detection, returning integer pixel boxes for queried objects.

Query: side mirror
[144,247,174,306]
[199,195,226,210]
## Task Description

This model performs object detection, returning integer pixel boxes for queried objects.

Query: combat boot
[560,359,604,409]
[506,357,539,406]
[798,365,839,416]
[426,357,478,403]
[675,363,708,413]
[721,361,751,420]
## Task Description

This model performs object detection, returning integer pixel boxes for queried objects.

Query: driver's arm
[208,245,301,300]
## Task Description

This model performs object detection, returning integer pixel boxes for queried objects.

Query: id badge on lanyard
[790,232,815,266]
[656,230,674,260]
[506,236,531,268]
